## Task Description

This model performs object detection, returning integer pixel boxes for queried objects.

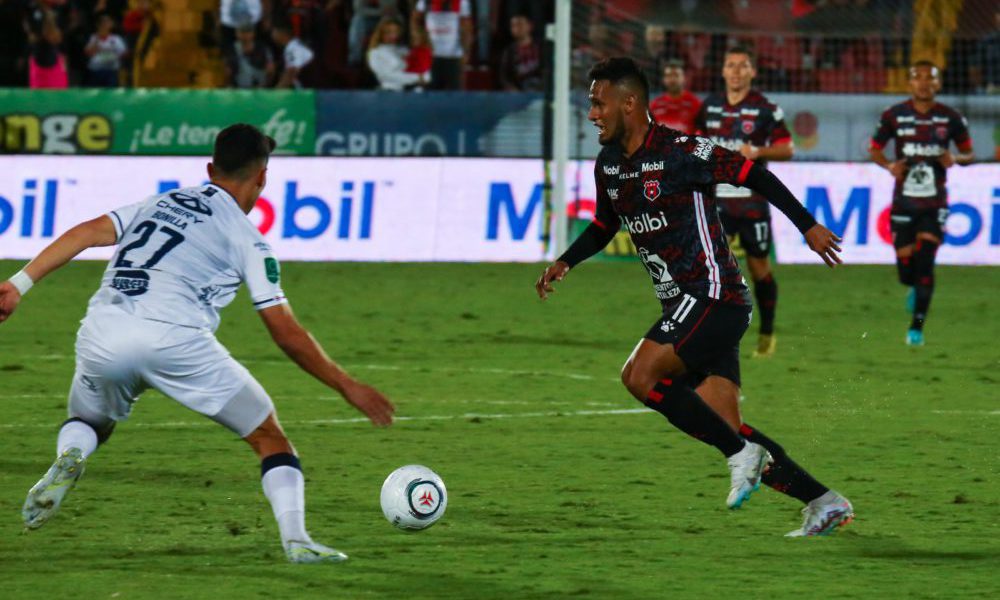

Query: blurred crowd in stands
[0,0,996,94]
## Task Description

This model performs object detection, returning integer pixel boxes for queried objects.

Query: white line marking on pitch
[0,408,649,430]
[930,409,1000,416]
[13,355,614,383]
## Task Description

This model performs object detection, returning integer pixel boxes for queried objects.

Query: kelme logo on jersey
[643,180,661,202]
[621,211,668,234]
[264,257,280,283]
[111,269,150,297]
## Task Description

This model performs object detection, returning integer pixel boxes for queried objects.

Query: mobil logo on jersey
[770,163,1000,265]
[156,178,376,240]
[0,178,59,239]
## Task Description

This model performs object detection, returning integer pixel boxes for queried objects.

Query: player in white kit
[0,124,395,564]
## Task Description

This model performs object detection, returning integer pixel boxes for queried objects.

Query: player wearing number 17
[869,61,974,347]
[0,124,395,563]
[536,58,853,536]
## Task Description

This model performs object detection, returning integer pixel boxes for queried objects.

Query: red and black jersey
[650,90,702,134]
[593,123,754,307]
[870,99,972,213]
[694,90,792,220]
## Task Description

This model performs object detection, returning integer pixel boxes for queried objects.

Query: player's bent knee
[621,368,658,402]
[245,413,295,458]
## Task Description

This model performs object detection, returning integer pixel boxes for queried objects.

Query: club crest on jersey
[643,179,661,202]
[741,120,755,134]
[935,126,948,140]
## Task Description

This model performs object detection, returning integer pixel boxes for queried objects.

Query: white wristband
[8,270,33,295]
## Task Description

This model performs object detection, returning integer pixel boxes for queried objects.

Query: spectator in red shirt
[406,23,433,85]
[649,59,701,134]
[498,12,541,91]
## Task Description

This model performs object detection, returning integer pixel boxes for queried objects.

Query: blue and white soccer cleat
[785,491,854,537]
[285,539,348,564]
[22,448,86,530]
[905,288,916,314]
[726,442,771,509]
[906,329,924,346]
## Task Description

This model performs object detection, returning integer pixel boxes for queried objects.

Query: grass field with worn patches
[0,260,997,599]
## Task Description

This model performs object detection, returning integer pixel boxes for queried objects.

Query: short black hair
[588,57,650,103]
[212,123,276,179]
[725,44,756,67]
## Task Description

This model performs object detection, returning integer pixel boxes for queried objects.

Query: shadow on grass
[852,537,999,562]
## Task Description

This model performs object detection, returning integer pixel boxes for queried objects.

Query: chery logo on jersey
[621,211,668,234]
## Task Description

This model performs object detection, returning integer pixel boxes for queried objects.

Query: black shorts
[720,212,772,258]
[644,293,752,387]
[890,209,947,249]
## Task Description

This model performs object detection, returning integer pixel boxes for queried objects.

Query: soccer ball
[380,465,447,531]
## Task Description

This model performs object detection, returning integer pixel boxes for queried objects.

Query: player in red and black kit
[649,58,701,134]
[870,61,974,346]
[535,58,853,537]
[694,46,792,357]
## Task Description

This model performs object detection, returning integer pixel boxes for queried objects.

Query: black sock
[645,378,746,457]
[896,255,914,286]
[739,423,828,504]
[753,274,777,335]
[910,240,937,331]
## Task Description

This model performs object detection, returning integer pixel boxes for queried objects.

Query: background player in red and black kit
[869,61,974,346]
[535,58,853,537]
[694,46,792,357]
[649,59,701,134]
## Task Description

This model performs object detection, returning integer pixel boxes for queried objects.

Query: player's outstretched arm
[742,163,842,267]
[0,215,117,323]
[258,303,395,426]
[535,222,617,300]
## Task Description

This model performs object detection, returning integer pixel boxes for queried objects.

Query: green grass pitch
[0,259,997,599]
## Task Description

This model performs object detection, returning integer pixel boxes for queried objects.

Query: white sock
[261,465,310,546]
[57,420,98,459]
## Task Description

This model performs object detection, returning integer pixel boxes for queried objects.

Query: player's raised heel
[22,448,86,530]
[752,333,777,358]
[284,539,348,564]
[785,491,854,537]
[726,442,771,509]
[906,329,924,346]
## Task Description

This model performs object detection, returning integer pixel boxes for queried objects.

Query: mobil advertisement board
[0,156,996,265]
[767,162,1000,265]
[0,156,549,262]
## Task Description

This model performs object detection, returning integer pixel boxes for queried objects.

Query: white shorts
[69,310,274,437]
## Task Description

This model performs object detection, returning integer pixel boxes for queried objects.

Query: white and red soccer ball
[380,465,447,531]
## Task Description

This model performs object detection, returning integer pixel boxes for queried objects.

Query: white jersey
[86,184,286,332]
